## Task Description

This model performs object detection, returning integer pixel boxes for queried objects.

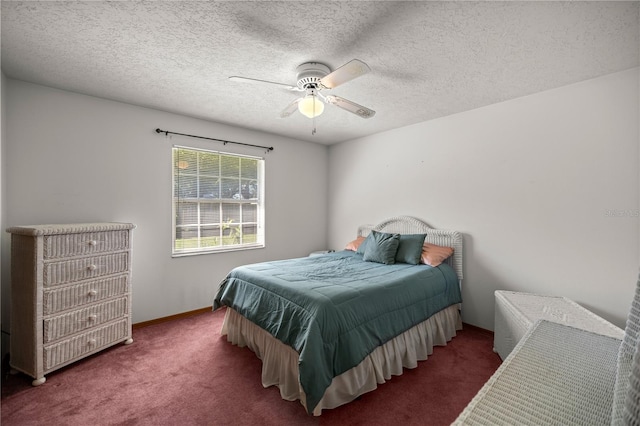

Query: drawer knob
[88,314,97,322]
[87,264,97,271]
[89,240,97,246]
[88,290,98,297]
[87,339,96,346]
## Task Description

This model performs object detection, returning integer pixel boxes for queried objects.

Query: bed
[213,216,464,415]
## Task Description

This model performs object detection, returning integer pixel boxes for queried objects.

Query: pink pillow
[421,243,454,267]
[345,236,366,251]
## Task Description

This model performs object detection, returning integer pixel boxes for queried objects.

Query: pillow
[421,243,454,267]
[345,236,366,251]
[395,233,427,265]
[356,232,374,255]
[363,230,401,264]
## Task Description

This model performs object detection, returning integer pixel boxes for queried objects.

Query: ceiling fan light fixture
[298,93,324,118]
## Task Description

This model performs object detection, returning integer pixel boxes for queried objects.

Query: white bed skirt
[221,304,463,416]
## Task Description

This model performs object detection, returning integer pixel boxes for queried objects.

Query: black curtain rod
[155,128,274,153]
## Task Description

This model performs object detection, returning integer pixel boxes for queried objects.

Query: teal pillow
[356,232,374,255]
[363,230,401,264]
[395,233,427,265]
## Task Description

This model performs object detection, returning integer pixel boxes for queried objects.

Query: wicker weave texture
[43,230,130,259]
[43,252,129,287]
[43,319,128,370]
[454,320,621,425]
[357,216,463,280]
[494,291,623,360]
[612,273,640,424]
[6,222,135,236]
[43,297,128,342]
[623,334,640,425]
[43,275,129,315]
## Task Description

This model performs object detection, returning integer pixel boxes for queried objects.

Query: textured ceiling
[2,1,639,145]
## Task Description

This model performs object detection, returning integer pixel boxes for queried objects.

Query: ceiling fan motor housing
[296,62,330,89]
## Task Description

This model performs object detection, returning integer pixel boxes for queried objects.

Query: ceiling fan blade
[325,95,375,119]
[280,98,301,118]
[320,59,371,89]
[229,76,301,91]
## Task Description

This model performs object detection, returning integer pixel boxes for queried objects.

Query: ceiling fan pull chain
[312,95,317,135]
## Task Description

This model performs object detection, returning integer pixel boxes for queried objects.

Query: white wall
[1,79,329,325]
[328,68,640,330]
[1,71,6,358]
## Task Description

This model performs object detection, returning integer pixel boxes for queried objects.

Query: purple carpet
[1,309,501,425]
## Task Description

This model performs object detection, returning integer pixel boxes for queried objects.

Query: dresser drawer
[43,319,129,371]
[43,275,128,315]
[43,230,130,259]
[44,297,129,343]
[44,252,129,287]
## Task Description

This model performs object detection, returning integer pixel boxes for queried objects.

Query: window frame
[171,145,265,257]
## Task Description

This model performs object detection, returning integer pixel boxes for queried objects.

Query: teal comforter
[213,250,461,414]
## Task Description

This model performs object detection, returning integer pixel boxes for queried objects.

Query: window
[172,146,265,256]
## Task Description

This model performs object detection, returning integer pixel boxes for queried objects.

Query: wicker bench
[494,290,624,360]
[454,275,640,425]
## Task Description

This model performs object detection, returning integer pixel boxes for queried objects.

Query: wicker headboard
[357,216,463,281]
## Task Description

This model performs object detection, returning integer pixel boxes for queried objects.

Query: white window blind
[172,146,265,256]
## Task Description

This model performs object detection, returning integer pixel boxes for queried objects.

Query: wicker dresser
[7,223,135,386]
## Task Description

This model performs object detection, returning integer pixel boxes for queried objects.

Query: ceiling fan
[229,59,376,123]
